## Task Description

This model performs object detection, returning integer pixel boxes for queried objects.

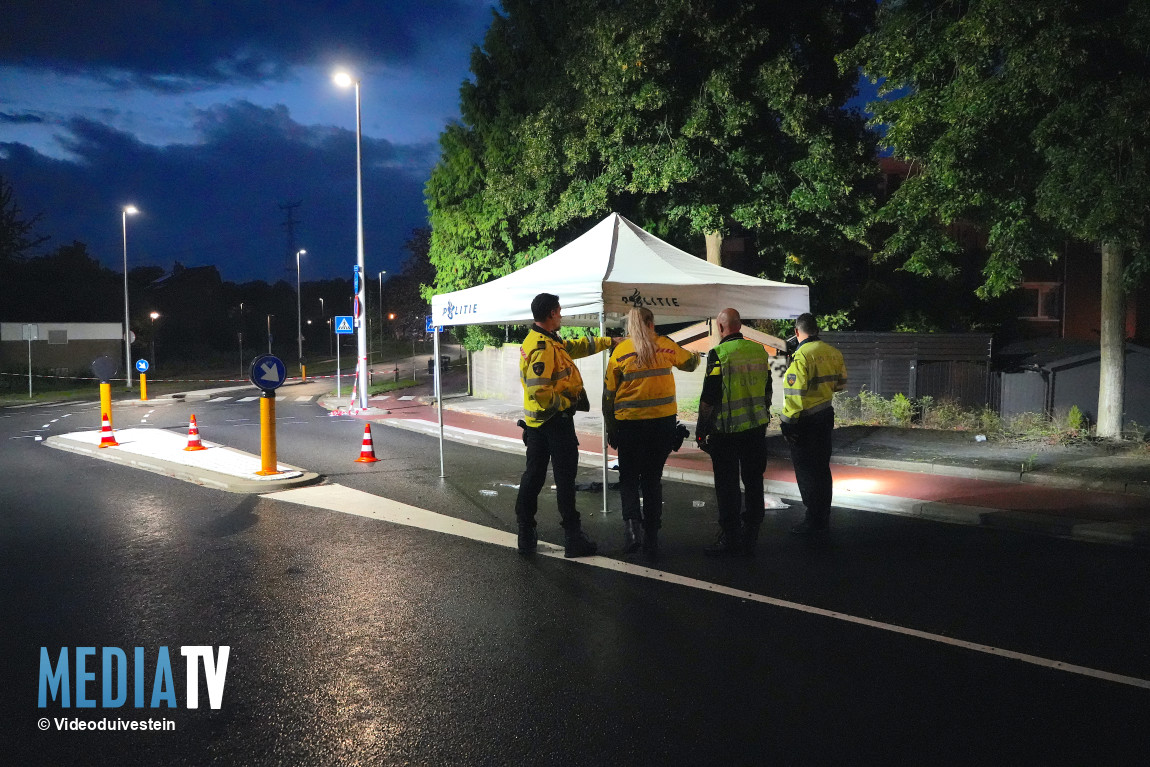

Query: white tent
[430,213,809,327]
[425,213,810,504]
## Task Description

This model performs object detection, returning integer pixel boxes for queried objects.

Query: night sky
[0,1,496,283]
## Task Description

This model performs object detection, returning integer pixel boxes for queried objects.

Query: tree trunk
[704,231,723,267]
[1096,242,1125,439]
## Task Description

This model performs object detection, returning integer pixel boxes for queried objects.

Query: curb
[375,415,1149,549]
[44,434,321,494]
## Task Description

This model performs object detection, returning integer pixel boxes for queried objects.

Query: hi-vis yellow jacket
[520,326,613,427]
[781,338,847,423]
[604,336,700,423]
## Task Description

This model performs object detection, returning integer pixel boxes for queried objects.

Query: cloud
[0,111,44,124]
[0,101,433,282]
[1,1,495,92]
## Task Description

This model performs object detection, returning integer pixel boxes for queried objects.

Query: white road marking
[238,397,259,402]
[397,395,415,401]
[294,396,313,402]
[266,483,1150,692]
[209,397,233,403]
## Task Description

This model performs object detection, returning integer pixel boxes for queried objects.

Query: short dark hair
[531,293,560,322]
[795,313,819,336]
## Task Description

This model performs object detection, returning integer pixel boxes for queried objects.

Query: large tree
[853,0,1150,437]
[427,0,877,307]
[0,175,48,263]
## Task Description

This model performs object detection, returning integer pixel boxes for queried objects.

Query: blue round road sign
[249,354,287,391]
[135,359,149,373]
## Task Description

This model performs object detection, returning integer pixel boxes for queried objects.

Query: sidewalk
[346,390,1150,549]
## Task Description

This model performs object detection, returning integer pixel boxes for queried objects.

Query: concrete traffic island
[45,427,321,494]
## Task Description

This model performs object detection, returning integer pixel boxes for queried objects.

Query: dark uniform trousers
[787,407,834,527]
[709,424,768,533]
[515,414,581,531]
[616,414,676,528]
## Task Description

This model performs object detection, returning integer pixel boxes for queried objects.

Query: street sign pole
[333,315,354,402]
[250,354,288,476]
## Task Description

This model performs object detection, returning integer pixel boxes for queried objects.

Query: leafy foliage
[851,0,1150,295]
[426,0,879,303]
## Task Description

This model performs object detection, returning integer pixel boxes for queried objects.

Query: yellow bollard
[301,363,307,383]
[256,390,281,475]
[99,382,112,429]
[140,373,148,401]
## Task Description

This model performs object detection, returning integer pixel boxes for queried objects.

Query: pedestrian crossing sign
[334,315,354,335]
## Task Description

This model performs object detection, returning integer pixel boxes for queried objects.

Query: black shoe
[622,519,644,555]
[517,523,538,555]
[704,529,740,557]
[790,520,828,535]
[564,530,598,558]
[642,527,659,560]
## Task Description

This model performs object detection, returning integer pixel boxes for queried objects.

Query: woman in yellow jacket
[604,306,700,557]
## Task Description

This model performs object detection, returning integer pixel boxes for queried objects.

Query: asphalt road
[2,391,1147,765]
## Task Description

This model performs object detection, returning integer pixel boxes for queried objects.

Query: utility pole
[279,201,302,275]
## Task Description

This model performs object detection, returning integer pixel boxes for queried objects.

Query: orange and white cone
[184,414,207,451]
[354,423,380,463]
[97,412,119,448]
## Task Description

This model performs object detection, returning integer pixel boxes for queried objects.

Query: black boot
[704,528,741,557]
[642,526,659,559]
[622,519,644,555]
[517,522,537,555]
[564,529,598,558]
[740,524,760,557]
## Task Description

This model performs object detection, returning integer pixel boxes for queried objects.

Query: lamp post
[267,314,273,354]
[238,302,244,377]
[121,205,138,388]
[296,248,306,378]
[149,311,160,366]
[384,271,393,358]
[334,70,369,409]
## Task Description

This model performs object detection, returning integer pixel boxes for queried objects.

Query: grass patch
[367,379,417,396]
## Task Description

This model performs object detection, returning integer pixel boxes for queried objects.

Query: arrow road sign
[249,354,287,391]
[135,359,149,373]
[334,315,354,335]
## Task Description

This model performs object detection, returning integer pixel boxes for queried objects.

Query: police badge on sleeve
[786,373,797,386]
[533,361,546,376]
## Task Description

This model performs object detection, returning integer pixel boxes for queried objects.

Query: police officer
[604,306,700,558]
[515,293,617,557]
[780,312,847,534]
[696,308,773,557]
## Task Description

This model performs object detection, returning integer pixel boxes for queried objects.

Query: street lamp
[296,248,306,377]
[384,271,393,358]
[267,314,274,354]
[149,311,160,366]
[238,303,245,378]
[334,69,369,409]
[121,205,138,388]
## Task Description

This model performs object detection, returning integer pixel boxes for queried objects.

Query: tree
[0,175,48,263]
[426,0,878,305]
[853,0,1150,437]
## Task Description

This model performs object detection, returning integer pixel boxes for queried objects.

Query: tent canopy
[430,213,809,328]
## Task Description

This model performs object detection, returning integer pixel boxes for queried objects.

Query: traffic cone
[354,423,380,463]
[184,414,207,451]
[97,412,119,448]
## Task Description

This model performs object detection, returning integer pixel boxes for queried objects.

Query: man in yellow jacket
[780,313,847,534]
[516,292,617,557]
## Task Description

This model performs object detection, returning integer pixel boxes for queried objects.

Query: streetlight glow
[333,71,353,88]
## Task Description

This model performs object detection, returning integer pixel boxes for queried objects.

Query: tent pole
[435,326,445,478]
[600,312,609,515]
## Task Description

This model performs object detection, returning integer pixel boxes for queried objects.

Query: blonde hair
[626,307,658,369]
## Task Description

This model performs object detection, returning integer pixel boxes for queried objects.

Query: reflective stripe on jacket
[520,327,612,427]
[604,336,699,422]
[710,338,772,433]
[780,338,847,424]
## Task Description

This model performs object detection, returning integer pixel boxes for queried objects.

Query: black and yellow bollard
[256,389,281,475]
